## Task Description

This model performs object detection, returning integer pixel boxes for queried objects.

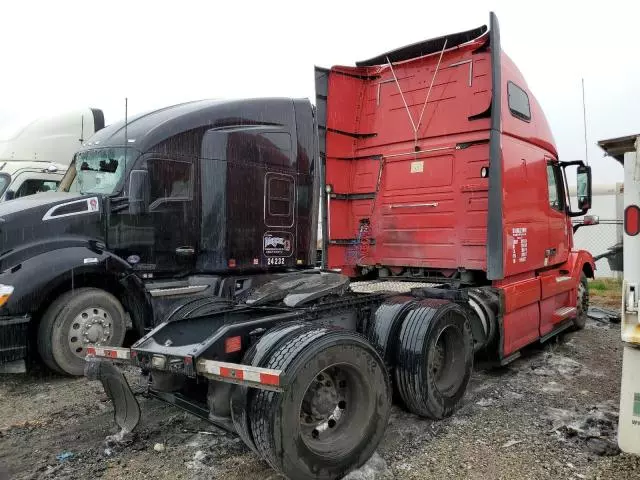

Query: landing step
[500,351,521,366]
[552,306,577,323]
[540,319,574,343]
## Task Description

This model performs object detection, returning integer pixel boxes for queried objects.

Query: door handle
[545,248,557,257]
[175,246,195,256]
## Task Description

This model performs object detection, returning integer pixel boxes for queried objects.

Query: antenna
[79,115,84,144]
[582,78,589,165]
[124,97,128,146]
[124,97,128,166]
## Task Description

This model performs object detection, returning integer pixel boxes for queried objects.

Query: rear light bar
[86,347,284,391]
[196,359,284,392]
[86,346,131,360]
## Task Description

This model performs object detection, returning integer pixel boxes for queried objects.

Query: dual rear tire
[233,326,391,480]
[368,298,474,420]
[232,301,473,479]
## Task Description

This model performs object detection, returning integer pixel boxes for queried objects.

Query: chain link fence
[573,219,622,278]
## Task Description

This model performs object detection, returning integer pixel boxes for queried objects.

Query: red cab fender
[565,250,596,279]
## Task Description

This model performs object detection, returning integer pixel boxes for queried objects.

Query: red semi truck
[60,12,595,480]
[319,14,596,361]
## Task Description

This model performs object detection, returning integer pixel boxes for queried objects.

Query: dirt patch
[589,278,622,309]
[1,304,639,479]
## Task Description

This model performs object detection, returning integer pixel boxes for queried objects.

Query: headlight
[0,285,14,307]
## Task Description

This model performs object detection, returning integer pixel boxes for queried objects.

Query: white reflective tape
[87,346,131,360]
[243,369,262,383]
[196,359,282,386]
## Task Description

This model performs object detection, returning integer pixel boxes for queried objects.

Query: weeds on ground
[589,278,622,308]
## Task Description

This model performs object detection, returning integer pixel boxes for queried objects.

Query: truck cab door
[539,160,573,336]
[109,158,197,274]
[146,158,198,272]
[545,161,569,266]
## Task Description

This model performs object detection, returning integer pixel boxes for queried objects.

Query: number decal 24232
[267,257,285,265]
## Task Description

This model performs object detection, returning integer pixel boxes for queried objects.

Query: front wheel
[573,273,589,330]
[37,288,127,376]
[249,328,391,480]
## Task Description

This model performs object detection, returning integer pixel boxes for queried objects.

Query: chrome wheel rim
[299,364,371,455]
[68,307,113,358]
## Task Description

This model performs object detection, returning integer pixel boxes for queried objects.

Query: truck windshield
[73,147,132,195]
[0,173,9,196]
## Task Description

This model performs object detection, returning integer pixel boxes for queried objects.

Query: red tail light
[625,205,640,236]
[225,336,242,353]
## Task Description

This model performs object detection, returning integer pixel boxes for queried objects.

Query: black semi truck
[0,98,319,375]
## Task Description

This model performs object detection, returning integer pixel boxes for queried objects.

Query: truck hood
[0,192,105,268]
[0,191,79,217]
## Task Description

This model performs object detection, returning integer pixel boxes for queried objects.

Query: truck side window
[265,173,294,227]
[147,159,193,209]
[546,164,563,212]
[269,176,292,216]
[507,81,531,122]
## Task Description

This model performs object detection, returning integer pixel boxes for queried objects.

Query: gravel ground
[1,307,640,480]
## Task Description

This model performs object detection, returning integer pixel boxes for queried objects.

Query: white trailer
[0,108,104,201]
[598,134,640,454]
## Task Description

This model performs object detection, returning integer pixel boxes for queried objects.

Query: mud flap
[85,357,141,434]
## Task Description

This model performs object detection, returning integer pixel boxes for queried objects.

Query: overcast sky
[0,1,635,183]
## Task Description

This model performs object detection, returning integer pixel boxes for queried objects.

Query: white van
[0,108,104,201]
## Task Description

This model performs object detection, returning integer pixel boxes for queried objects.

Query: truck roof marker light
[229,259,236,268]
[225,336,242,354]
[625,205,640,236]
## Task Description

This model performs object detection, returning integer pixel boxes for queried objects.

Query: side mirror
[128,170,150,214]
[573,214,600,233]
[583,214,599,226]
[576,165,592,211]
[4,190,15,200]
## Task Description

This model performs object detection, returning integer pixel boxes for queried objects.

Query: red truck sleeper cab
[318,13,595,360]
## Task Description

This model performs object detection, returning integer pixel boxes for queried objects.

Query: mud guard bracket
[85,357,141,434]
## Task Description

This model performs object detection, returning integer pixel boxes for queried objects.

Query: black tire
[37,288,126,376]
[395,299,473,420]
[230,321,310,453]
[165,296,233,322]
[573,273,589,330]
[249,327,391,480]
[367,297,416,406]
[368,297,417,367]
